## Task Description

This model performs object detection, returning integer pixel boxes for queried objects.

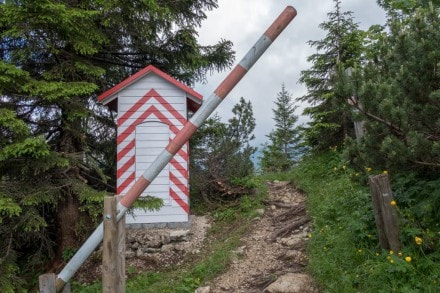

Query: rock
[264,273,314,293]
[220,285,230,290]
[195,286,211,293]
[174,243,185,251]
[233,245,246,256]
[285,250,308,266]
[270,180,290,189]
[161,244,174,252]
[125,250,136,259]
[170,230,190,241]
[149,239,162,248]
[126,234,136,243]
[279,235,302,247]
[281,196,291,203]
[161,234,171,245]
[145,247,161,253]
[256,208,265,216]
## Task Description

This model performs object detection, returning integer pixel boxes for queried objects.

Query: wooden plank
[120,117,183,128]
[102,197,117,293]
[119,100,186,112]
[369,174,401,251]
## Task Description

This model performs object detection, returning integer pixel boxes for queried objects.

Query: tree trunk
[54,192,81,263]
[52,110,85,269]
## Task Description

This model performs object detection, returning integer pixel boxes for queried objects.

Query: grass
[72,181,268,292]
[73,152,440,292]
[291,151,440,292]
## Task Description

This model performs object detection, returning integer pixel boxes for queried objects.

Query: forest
[1,0,439,291]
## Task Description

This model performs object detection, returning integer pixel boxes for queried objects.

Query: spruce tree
[298,0,364,150]
[260,84,302,172]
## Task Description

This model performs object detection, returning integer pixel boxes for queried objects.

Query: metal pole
[55,6,297,291]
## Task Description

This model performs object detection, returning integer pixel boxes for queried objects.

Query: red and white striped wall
[117,88,190,223]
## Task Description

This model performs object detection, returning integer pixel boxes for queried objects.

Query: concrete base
[126,215,192,229]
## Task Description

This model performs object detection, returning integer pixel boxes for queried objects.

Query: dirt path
[202,181,318,293]
[76,181,318,292]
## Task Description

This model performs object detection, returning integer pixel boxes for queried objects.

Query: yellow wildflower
[398,252,403,257]
[333,167,338,171]
[308,233,312,238]
[366,167,372,172]
[390,200,397,206]
[405,256,412,262]
[383,170,388,174]
[342,165,346,170]
[415,236,423,245]
[389,250,394,255]
[390,259,394,264]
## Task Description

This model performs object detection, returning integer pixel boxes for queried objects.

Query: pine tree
[0,0,234,289]
[298,0,364,150]
[345,1,440,172]
[260,84,303,172]
[339,0,440,241]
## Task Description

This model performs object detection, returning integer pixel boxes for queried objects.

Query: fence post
[39,273,71,293]
[102,196,121,293]
[368,174,401,252]
[116,196,126,292]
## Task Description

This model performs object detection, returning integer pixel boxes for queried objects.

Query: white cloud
[194,0,386,147]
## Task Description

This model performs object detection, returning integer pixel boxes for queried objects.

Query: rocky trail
[198,181,318,293]
[77,181,318,292]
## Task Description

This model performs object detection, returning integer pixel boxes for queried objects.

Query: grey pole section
[55,6,297,291]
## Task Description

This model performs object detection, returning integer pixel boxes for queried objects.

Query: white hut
[98,65,202,226]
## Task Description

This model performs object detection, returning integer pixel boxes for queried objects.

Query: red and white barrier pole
[56,6,297,290]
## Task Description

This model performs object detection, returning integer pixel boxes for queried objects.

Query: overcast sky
[193,0,386,148]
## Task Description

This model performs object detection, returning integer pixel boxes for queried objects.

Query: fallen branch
[263,200,292,209]
[271,217,310,241]
[273,204,306,223]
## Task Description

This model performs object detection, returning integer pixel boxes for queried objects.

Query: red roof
[98,65,203,112]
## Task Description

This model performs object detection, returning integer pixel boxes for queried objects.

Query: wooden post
[368,174,401,252]
[102,196,126,293]
[116,196,126,292]
[39,273,71,293]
